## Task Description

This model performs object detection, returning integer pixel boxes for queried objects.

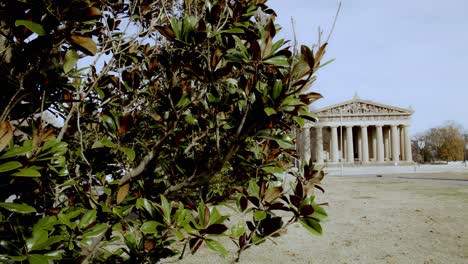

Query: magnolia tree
[0,0,331,262]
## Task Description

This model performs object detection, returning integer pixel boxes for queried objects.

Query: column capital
[375,124,383,128]
[390,124,398,128]
[361,125,368,128]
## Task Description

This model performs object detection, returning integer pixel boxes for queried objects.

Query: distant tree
[420,121,465,162]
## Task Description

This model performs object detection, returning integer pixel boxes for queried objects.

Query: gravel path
[166,172,468,264]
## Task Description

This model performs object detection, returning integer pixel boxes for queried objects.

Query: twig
[119,118,180,186]
[326,2,342,43]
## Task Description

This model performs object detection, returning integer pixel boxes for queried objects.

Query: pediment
[314,98,413,116]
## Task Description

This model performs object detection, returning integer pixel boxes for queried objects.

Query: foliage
[412,121,466,162]
[0,0,330,262]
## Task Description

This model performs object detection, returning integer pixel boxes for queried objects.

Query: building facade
[297,96,414,165]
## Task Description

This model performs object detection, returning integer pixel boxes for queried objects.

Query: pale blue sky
[269,0,468,134]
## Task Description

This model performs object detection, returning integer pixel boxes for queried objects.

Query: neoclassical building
[297,96,414,165]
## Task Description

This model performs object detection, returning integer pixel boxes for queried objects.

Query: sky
[268,0,468,135]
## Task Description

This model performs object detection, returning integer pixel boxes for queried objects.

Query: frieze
[318,115,410,122]
[318,102,406,116]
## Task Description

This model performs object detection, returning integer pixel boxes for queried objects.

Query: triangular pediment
[314,98,413,116]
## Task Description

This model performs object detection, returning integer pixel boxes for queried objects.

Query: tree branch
[119,118,180,186]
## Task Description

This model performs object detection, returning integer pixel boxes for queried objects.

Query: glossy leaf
[140,221,162,234]
[0,202,36,213]
[27,230,48,251]
[206,239,228,257]
[11,168,41,177]
[119,147,135,161]
[79,210,97,229]
[63,49,79,73]
[27,254,49,264]
[299,217,322,236]
[15,20,46,36]
[0,161,22,172]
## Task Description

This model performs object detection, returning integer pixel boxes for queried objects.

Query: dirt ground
[165,172,468,264]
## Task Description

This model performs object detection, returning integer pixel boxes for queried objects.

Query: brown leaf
[300,92,323,105]
[300,204,315,216]
[155,26,175,40]
[86,6,102,17]
[314,43,328,68]
[204,206,210,227]
[0,121,13,152]
[117,183,130,204]
[264,187,282,204]
[189,237,204,254]
[201,224,228,235]
[144,239,155,251]
[259,180,266,199]
[301,45,315,70]
[70,35,97,56]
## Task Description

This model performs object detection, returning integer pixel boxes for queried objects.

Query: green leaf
[264,55,289,67]
[33,216,57,232]
[230,221,245,238]
[119,147,135,161]
[0,161,22,172]
[136,198,156,217]
[0,142,33,159]
[82,223,107,238]
[7,256,28,261]
[27,230,48,251]
[160,195,172,224]
[264,107,276,116]
[253,210,267,221]
[205,239,228,258]
[11,168,41,177]
[140,221,162,234]
[15,20,46,36]
[272,80,282,100]
[311,204,328,220]
[299,217,322,236]
[262,165,284,175]
[78,210,97,229]
[218,28,244,34]
[176,94,191,109]
[63,49,79,73]
[207,93,219,104]
[44,250,64,260]
[28,254,49,264]
[92,138,115,148]
[0,202,36,213]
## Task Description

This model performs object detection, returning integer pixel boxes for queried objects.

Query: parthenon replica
[297,95,414,166]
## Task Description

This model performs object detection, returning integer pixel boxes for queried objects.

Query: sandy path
[165,174,468,264]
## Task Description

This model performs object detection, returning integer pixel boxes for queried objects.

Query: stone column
[316,126,324,163]
[400,126,405,160]
[361,126,369,163]
[302,125,311,164]
[391,125,400,163]
[371,128,377,161]
[404,125,413,162]
[330,126,339,163]
[357,129,362,161]
[376,125,384,162]
[346,126,354,163]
